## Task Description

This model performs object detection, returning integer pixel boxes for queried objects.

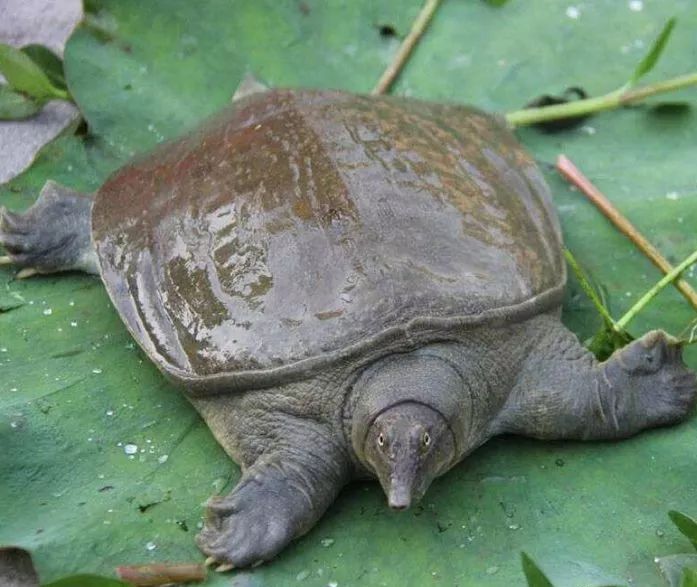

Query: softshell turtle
[1,82,695,568]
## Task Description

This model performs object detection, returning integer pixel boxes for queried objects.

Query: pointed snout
[387,471,416,510]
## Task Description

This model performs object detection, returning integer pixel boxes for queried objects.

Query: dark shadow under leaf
[524,87,591,132]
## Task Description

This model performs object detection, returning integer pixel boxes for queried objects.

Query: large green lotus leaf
[1,1,697,586]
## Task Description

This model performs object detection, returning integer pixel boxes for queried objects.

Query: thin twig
[556,155,697,311]
[116,563,206,586]
[617,249,697,329]
[505,72,697,127]
[372,0,442,95]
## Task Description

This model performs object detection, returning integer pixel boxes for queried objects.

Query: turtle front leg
[495,315,696,440]
[0,181,98,278]
[197,431,350,569]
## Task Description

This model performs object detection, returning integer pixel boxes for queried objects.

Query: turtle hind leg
[0,181,98,278]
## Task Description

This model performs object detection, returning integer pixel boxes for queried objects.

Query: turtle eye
[422,432,431,447]
[377,433,385,447]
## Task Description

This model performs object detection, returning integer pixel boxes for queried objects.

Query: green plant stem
[505,72,697,127]
[616,249,697,330]
[563,248,618,328]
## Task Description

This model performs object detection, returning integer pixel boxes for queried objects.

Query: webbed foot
[603,330,696,431]
[497,315,696,441]
[196,459,312,569]
[0,181,97,277]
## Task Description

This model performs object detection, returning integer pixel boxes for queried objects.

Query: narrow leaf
[656,554,697,587]
[0,84,43,119]
[628,18,676,86]
[0,43,67,100]
[21,44,67,91]
[521,552,555,587]
[564,248,618,327]
[683,568,697,587]
[670,511,697,549]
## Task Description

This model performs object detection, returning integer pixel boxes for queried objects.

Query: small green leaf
[21,44,68,91]
[587,325,634,362]
[43,574,130,587]
[0,43,68,100]
[521,552,555,587]
[670,511,697,549]
[656,554,697,587]
[0,84,43,120]
[628,18,676,86]
[564,248,634,360]
[683,568,697,587]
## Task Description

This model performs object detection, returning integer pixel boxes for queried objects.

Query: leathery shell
[91,89,565,392]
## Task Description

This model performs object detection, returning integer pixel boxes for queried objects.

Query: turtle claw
[16,267,39,279]
[215,563,234,573]
[204,556,216,567]
[0,255,12,265]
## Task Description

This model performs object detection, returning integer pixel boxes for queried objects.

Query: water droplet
[124,444,138,455]
[70,321,78,327]
[145,541,156,551]
[565,5,580,19]
[296,570,310,581]
[629,0,643,11]
[508,524,520,530]
[158,454,169,464]
[666,191,679,200]
[656,529,665,537]
[92,368,103,374]
[10,421,18,429]
[0,348,7,352]
[43,308,52,315]
[486,566,500,575]
[106,410,114,416]
[555,458,565,467]
[320,538,335,547]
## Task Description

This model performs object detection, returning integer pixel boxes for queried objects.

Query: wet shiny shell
[91,89,565,392]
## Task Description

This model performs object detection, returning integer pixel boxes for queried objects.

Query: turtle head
[364,402,456,509]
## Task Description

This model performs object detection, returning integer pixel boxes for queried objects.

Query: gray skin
[1,102,696,568]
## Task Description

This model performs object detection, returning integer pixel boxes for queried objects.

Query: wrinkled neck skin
[350,343,490,510]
